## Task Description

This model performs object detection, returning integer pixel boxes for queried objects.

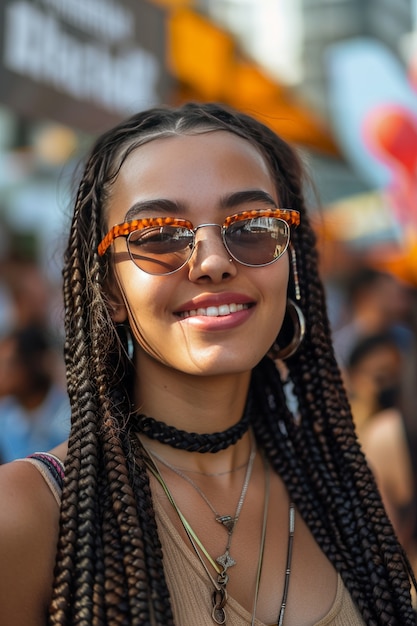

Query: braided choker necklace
[130,399,252,453]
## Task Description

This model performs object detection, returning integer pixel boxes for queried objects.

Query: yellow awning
[162,7,338,155]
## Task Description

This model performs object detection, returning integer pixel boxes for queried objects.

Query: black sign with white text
[0,0,170,131]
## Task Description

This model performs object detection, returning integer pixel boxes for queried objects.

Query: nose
[187,223,237,282]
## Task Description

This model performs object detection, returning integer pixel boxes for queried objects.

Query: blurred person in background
[344,327,417,587]
[1,256,58,329]
[345,332,403,440]
[358,299,417,581]
[332,267,412,368]
[0,324,70,463]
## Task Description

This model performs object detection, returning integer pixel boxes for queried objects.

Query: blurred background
[0,0,416,333]
[0,0,417,569]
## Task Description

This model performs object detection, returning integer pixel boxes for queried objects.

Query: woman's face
[106,130,290,377]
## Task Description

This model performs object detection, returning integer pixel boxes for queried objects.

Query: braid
[249,162,415,623]
[50,146,175,624]
[49,102,415,625]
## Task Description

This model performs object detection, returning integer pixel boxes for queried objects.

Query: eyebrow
[220,189,277,210]
[124,199,183,222]
[123,189,277,222]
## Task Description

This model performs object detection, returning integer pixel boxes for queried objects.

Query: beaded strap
[25,452,65,505]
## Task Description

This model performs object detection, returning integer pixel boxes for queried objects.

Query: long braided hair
[49,102,416,625]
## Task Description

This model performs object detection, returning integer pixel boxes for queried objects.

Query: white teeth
[179,303,249,319]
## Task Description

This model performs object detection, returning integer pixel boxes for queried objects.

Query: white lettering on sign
[41,0,134,43]
[3,2,160,114]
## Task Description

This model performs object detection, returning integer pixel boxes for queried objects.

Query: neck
[135,358,252,435]
[133,349,253,474]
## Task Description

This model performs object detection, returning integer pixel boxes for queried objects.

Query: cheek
[117,272,175,363]
[270,294,288,347]
[117,267,176,330]
[124,278,158,320]
[257,261,290,349]
[271,260,290,317]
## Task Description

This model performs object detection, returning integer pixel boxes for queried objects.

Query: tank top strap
[24,452,65,506]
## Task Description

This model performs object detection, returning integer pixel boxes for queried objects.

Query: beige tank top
[21,455,365,625]
[154,496,366,626]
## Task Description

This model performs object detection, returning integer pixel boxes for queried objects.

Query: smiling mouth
[177,303,252,319]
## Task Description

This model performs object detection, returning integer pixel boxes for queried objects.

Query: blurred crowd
[0,248,70,465]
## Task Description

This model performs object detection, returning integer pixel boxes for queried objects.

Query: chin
[180,353,263,377]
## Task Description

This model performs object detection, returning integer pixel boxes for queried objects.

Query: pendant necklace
[146,435,256,575]
[139,438,295,625]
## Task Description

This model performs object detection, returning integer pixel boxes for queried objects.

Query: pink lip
[173,292,255,331]
[175,292,253,314]
[179,306,254,331]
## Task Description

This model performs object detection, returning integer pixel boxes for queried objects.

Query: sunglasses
[98,208,300,276]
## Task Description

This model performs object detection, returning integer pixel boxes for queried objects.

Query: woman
[0,102,415,626]
[344,332,403,441]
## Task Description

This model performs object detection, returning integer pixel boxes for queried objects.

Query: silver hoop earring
[270,299,306,360]
[116,323,135,361]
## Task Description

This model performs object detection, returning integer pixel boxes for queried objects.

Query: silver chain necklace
[147,435,257,573]
[142,444,295,625]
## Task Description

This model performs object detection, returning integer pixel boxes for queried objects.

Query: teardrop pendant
[215,515,236,532]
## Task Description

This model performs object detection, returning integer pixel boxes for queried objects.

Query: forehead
[121,129,270,174]
[106,131,276,222]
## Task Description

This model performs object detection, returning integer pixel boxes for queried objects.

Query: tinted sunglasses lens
[225,217,290,266]
[127,225,193,274]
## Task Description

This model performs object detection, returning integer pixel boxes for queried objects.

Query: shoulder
[361,409,405,454]
[0,458,59,535]
[362,409,413,502]
[0,443,67,625]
